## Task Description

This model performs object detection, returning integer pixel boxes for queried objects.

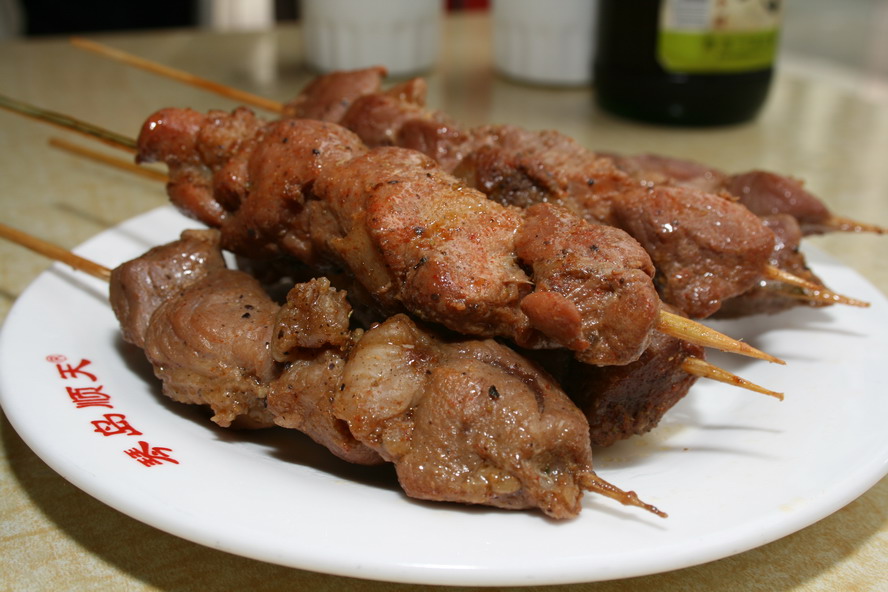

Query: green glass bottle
[593,0,782,126]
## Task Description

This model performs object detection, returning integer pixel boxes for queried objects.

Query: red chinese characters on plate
[48,354,180,467]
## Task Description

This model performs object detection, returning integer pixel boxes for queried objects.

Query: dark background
[17,0,490,36]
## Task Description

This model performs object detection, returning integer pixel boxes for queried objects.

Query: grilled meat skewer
[135,106,780,366]
[3,222,667,519]
[0,96,788,390]
[0,93,784,364]
[1,217,779,457]
[287,68,868,319]
[58,42,877,312]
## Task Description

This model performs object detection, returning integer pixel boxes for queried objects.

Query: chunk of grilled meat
[607,152,887,236]
[336,313,663,519]
[109,228,379,462]
[565,325,704,447]
[713,214,829,318]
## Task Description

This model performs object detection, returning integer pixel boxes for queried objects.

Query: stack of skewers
[1,41,886,521]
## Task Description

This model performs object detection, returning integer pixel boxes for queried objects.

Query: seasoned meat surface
[714,214,829,318]
[143,267,279,428]
[450,129,775,318]
[608,153,868,236]
[111,229,276,428]
[312,146,532,333]
[724,171,833,235]
[603,152,726,194]
[109,228,226,349]
[110,230,380,461]
[516,203,658,364]
[284,65,387,123]
[267,278,383,465]
[335,314,635,518]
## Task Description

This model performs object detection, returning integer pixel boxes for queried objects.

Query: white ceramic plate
[2,206,887,587]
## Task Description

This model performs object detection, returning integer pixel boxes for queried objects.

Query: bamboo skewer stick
[762,265,869,308]
[681,357,782,399]
[70,37,286,114]
[824,215,888,235]
[0,93,136,152]
[656,312,783,365]
[0,223,111,282]
[49,137,168,182]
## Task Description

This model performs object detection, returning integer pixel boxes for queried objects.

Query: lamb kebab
[285,67,869,319]
[58,41,871,318]
[0,78,859,323]
[1,222,666,519]
[133,104,781,367]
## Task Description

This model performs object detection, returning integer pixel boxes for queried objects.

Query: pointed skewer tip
[682,356,784,400]
[657,310,785,365]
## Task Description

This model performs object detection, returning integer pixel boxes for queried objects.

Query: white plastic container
[492,0,598,86]
[301,0,443,76]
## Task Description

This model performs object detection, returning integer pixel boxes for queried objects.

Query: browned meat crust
[283,65,388,123]
[336,314,623,519]
[724,171,834,235]
[713,214,829,318]
[110,229,379,461]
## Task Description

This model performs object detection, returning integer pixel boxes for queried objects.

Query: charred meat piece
[267,278,383,465]
[725,171,834,235]
[283,65,388,123]
[607,185,775,319]
[602,152,726,194]
[109,228,227,349]
[110,228,278,429]
[138,108,367,263]
[515,202,659,363]
[608,153,886,235]
[315,145,660,364]
[453,127,775,319]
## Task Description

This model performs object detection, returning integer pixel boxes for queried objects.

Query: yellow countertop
[1,13,887,592]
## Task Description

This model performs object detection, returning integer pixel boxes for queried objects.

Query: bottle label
[658,0,782,73]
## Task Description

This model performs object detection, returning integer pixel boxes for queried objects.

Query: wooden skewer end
[657,310,785,365]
